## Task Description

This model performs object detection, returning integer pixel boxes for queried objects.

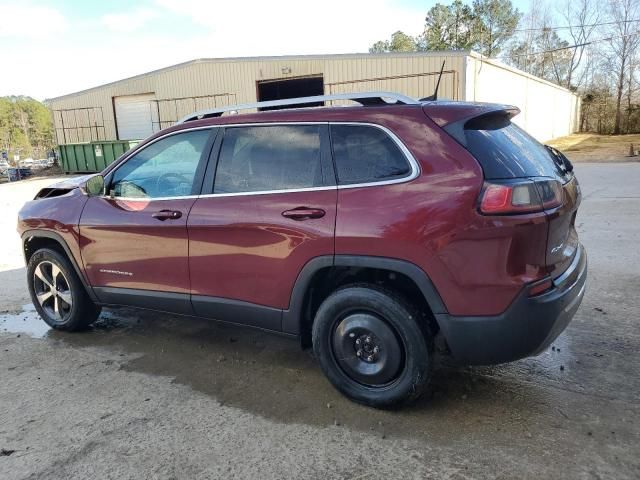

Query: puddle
[0,304,52,338]
[0,304,133,339]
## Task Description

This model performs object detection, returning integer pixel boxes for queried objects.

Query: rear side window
[458,114,566,180]
[214,125,326,194]
[330,125,411,185]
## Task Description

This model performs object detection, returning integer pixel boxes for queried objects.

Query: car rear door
[187,124,337,331]
[79,127,217,313]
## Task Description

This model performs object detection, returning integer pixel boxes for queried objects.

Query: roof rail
[177,91,419,123]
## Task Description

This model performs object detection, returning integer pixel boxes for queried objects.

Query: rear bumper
[435,243,587,365]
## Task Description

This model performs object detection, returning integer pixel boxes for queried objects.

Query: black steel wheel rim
[331,311,404,387]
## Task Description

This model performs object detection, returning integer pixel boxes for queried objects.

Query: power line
[514,18,640,33]
[507,41,590,58]
[505,30,640,58]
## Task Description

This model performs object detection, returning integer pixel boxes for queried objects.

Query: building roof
[46,50,473,102]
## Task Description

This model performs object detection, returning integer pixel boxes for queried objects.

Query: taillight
[535,179,563,209]
[479,179,563,215]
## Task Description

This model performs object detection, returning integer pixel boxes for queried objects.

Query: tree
[369,31,419,53]
[560,0,601,89]
[607,0,640,134]
[472,0,521,57]
[507,25,573,85]
[422,0,475,51]
[369,40,390,54]
[370,0,520,57]
[625,59,637,131]
[0,96,55,162]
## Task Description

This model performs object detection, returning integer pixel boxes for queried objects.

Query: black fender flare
[21,229,99,302]
[282,255,448,335]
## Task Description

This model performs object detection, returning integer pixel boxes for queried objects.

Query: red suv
[18,92,587,407]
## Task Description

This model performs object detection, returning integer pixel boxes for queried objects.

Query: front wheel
[27,248,101,331]
[312,285,432,408]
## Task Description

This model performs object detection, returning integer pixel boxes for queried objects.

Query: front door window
[110,129,211,198]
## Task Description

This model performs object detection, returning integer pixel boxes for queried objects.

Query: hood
[47,174,94,189]
[33,174,96,200]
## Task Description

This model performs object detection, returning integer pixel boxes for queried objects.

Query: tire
[27,248,101,331]
[312,284,432,408]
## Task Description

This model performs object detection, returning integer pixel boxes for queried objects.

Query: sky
[0,0,533,100]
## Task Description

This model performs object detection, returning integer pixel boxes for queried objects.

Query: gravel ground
[0,165,639,479]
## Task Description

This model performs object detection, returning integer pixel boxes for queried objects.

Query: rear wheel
[312,285,431,408]
[27,248,101,331]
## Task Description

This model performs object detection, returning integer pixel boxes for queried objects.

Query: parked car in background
[7,167,33,182]
[17,92,587,407]
[31,159,52,169]
[19,158,35,168]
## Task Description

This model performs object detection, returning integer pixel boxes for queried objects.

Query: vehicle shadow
[19,305,585,443]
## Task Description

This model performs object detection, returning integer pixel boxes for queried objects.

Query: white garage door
[114,94,155,140]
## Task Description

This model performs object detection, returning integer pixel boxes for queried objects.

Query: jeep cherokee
[17,92,587,407]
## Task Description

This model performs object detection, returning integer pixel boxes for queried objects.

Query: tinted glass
[111,130,210,198]
[461,114,566,180]
[214,125,325,193]
[330,125,411,185]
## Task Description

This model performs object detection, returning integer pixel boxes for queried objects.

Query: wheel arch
[282,255,448,347]
[21,230,98,302]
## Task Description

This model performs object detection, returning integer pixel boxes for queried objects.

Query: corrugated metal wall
[47,52,468,143]
[465,53,581,141]
[48,51,580,144]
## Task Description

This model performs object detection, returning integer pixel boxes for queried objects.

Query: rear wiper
[545,145,573,174]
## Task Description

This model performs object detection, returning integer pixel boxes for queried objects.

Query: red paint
[18,188,89,275]
[17,101,582,320]
[79,196,196,293]
[188,189,337,308]
[421,101,520,127]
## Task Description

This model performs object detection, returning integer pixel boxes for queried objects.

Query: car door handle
[281,207,326,220]
[152,209,182,221]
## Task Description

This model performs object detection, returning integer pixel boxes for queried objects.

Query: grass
[547,133,640,162]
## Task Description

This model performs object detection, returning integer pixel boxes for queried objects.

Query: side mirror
[85,175,105,196]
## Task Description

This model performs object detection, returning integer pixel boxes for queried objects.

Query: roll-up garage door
[114,93,155,140]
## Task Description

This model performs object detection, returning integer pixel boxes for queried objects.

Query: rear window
[456,113,566,180]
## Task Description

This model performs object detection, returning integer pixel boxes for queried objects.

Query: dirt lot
[547,133,640,163]
[1,166,639,479]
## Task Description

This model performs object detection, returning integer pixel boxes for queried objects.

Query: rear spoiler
[423,102,520,148]
[422,101,520,128]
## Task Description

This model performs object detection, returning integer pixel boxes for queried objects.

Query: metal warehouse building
[48,51,580,147]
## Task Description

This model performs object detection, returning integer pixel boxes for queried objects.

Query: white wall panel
[465,54,580,141]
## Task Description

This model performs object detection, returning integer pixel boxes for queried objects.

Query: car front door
[80,127,216,313]
[187,124,337,331]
